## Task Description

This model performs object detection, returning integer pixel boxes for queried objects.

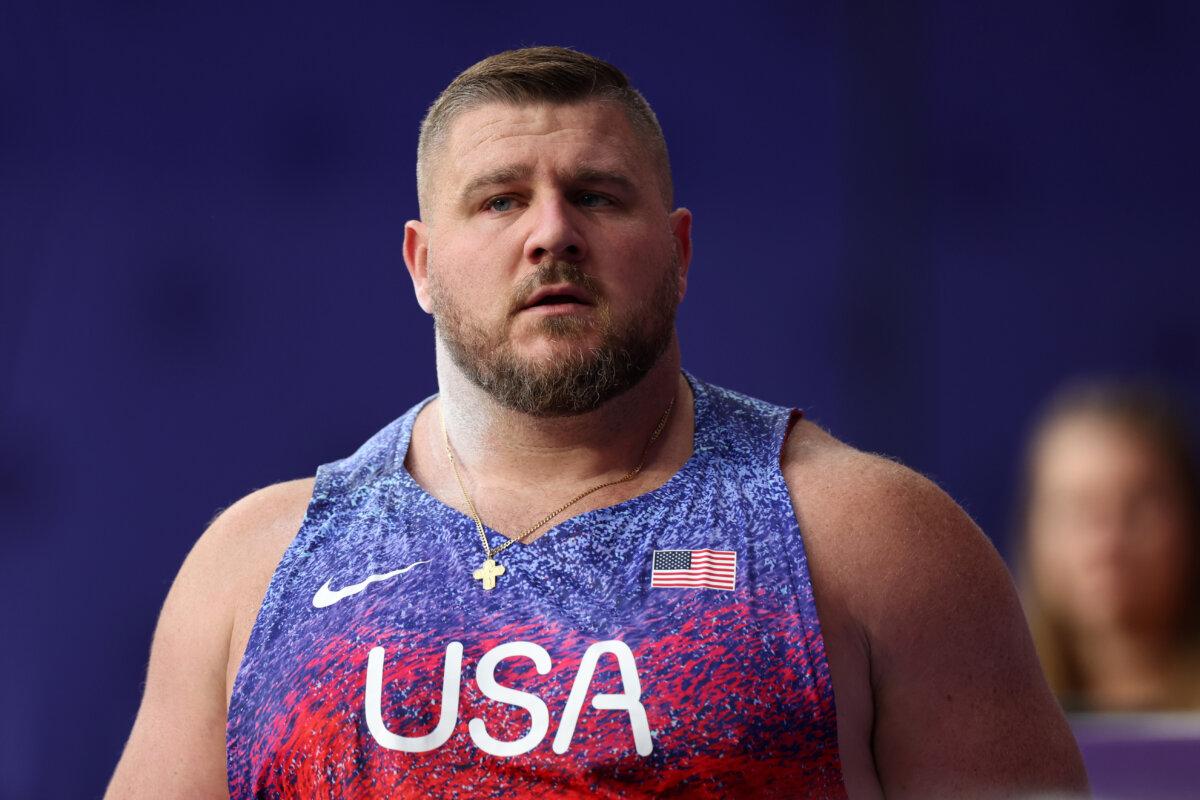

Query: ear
[403,219,433,314]
[668,207,693,301]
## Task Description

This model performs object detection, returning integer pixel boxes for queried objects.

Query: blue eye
[487,196,514,212]
[578,193,612,208]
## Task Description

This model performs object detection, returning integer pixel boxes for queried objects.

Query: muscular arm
[105,480,312,799]
[785,421,1089,798]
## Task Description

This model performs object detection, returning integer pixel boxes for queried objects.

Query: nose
[523,196,587,265]
[1078,501,1136,562]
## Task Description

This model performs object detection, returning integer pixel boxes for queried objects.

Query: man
[108,47,1088,798]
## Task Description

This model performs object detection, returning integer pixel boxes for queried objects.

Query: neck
[433,337,687,491]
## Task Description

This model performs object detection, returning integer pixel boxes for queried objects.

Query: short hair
[416,46,673,217]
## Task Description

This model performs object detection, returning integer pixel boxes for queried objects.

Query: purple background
[2,2,1198,797]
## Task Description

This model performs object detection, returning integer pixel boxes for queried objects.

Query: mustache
[507,260,603,315]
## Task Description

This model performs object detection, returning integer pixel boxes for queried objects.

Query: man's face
[405,101,692,416]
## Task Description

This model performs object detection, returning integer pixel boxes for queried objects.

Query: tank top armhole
[226,412,421,789]
[229,460,342,678]
[767,402,839,697]
[768,404,822,587]
[230,404,425,673]
[775,407,805,464]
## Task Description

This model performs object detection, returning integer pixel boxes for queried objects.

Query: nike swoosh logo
[312,560,431,609]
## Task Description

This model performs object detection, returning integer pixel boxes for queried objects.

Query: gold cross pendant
[473,557,506,590]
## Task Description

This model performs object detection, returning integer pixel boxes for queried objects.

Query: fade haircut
[416,46,673,218]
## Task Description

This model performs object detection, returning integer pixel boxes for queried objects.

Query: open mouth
[520,284,594,312]
[529,294,587,307]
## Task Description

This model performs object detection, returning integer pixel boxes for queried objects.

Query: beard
[429,256,679,417]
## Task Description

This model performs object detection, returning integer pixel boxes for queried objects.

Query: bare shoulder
[105,477,315,800]
[781,418,999,618]
[184,478,317,661]
[210,478,316,692]
[205,476,316,557]
[151,475,317,695]
[204,478,317,599]
[780,418,1088,798]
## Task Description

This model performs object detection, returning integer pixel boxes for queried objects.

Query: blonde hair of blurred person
[1018,380,1200,713]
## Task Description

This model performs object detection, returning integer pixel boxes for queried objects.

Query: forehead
[1035,416,1163,487]
[441,101,650,186]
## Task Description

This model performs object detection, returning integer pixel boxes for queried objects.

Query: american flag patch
[651,549,737,591]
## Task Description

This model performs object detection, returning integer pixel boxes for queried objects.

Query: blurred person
[107,47,1087,798]
[1020,379,1200,713]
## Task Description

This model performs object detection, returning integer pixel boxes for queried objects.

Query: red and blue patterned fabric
[226,373,847,798]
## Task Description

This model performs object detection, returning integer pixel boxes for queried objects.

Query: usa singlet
[226,373,847,798]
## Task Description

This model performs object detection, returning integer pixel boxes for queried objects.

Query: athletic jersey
[226,373,847,798]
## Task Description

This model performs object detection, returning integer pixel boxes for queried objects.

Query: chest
[225,509,847,797]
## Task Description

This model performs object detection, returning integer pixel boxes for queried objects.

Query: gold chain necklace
[439,395,675,590]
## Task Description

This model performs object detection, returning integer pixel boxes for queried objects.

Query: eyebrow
[459,164,534,201]
[457,164,638,203]
[568,167,636,193]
